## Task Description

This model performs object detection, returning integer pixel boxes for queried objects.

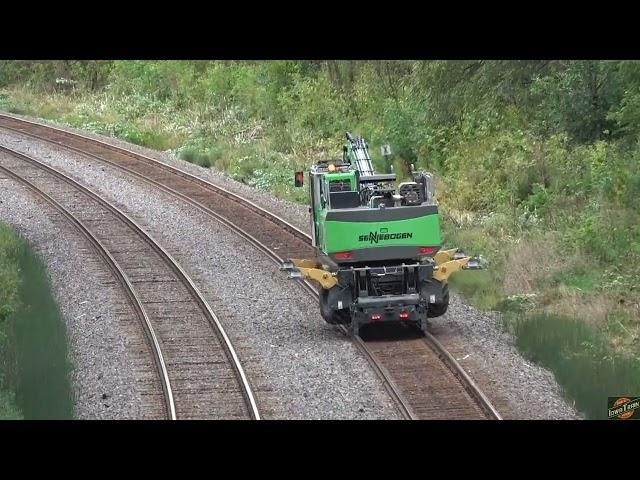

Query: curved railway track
[0,143,260,420]
[0,113,501,420]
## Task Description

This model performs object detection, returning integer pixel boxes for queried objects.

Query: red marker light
[399,311,409,319]
[419,246,437,255]
[334,251,353,260]
[371,314,382,321]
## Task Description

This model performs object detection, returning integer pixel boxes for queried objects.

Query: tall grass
[0,224,73,419]
[0,225,22,419]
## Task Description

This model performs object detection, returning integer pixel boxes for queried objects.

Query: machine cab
[306,161,357,249]
[295,133,438,260]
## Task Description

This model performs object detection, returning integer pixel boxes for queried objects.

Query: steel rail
[0,144,261,419]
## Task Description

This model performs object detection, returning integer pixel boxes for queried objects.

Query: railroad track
[0,113,501,420]
[0,144,260,420]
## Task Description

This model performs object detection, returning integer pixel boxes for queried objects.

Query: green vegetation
[1,60,639,418]
[0,224,73,419]
[505,313,640,419]
[0,389,22,419]
[0,225,22,419]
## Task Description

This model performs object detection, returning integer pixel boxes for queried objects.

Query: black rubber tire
[322,308,351,325]
[319,289,351,325]
[427,288,450,318]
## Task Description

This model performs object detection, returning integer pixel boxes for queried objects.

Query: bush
[0,92,26,114]
[179,147,215,168]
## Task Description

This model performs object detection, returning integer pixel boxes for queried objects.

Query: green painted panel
[322,213,441,253]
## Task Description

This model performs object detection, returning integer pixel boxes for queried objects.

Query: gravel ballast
[0,174,143,419]
[0,114,583,419]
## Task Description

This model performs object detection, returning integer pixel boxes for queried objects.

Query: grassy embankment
[0,223,73,419]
